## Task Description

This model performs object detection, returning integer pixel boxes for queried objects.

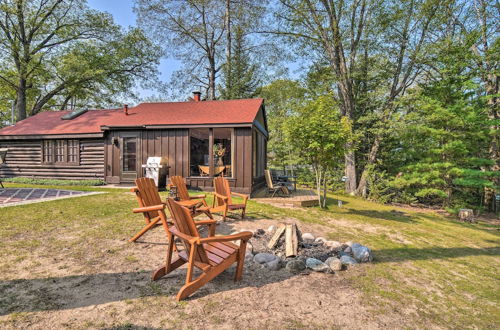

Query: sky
[87,0,181,100]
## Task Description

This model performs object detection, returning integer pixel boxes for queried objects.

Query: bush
[2,177,105,186]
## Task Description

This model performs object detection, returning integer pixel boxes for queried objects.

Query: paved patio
[0,188,103,207]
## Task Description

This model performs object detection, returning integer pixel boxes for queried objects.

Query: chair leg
[235,241,247,281]
[129,217,161,242]
[241,207,246,219]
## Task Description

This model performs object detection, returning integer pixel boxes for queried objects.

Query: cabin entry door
[119,132,140,182]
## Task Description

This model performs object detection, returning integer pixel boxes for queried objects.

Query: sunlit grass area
[0,183,498,328]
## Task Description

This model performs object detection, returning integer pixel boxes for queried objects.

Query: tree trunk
[345,145,357,194]
[225,0,232,95]
[16,77,27,120]
[356,134,381,197]
[208,56,216,100]
[483,72,499,211]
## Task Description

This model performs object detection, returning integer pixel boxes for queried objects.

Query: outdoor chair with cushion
[265,169,290,197]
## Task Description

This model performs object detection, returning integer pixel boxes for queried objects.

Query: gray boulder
[285,259,306,273]
[344,246,352,254]
[306,258,331,273]
[324,240,342,250]
[314,237,327,244]
[340,255,358,265]
[254,253,277,264]
[351,244,373,262]
[302,233,315,241]
[325,257,342,271]
[265,257,281,271]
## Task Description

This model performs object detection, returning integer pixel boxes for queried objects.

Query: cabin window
[213,128,232,177]
[190,128,210,177]
[42,140,79,165]
[189,128,234,177]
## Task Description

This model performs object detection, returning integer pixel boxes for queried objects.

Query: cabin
[0,95,268,194]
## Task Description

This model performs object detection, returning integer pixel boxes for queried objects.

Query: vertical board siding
[0,139,104,180]
[102,127,258,194]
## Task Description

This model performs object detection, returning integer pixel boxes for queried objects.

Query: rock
[315,237,327,244]
[325,240,342,249]
[344,246,352,254]
[325,257,342,271]
[253,253,277,264]
[244,253,254,263]
[302,233,315,241]
[351,244,373,263]
[340,255,358,265]
[254,228,265,237]
[306,258,331,273]
[285,259,306,273]
[344,241,354,247]
[267,225,276,233]
[351,242,362,249]
[338,251,349,257]
[265,258,281,271]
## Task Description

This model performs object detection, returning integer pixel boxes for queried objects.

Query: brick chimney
[193,91,201,102]
[124,104,128,115]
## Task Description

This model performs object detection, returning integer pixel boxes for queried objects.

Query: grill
[141,156,168,187]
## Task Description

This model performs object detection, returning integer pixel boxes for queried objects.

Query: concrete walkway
[0,188,103,207]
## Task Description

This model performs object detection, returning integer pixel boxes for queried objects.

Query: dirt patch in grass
[0,210,411,329]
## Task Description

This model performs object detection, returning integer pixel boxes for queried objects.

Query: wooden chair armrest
[231,192,249,202]
[198,231,253,244]
[213,192,228,200]
[170,227,198,244]
[194,219,217,226]
[132,204,165,213]
[189,194,206,199]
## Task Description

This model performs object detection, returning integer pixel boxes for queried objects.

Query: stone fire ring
[0,188,104,208]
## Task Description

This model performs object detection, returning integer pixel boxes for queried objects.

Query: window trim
[41,139,80,165]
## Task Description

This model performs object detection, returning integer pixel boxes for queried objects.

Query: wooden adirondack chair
[211,177,248,221]
[152,198,253,301]
[131,177,216,243]
[265,169,290,197]
[130,177,170,242]
[169,176,213,219]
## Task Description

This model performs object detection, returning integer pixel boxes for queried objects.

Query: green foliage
[2,177,105,186]
[284,95,352,207]
[220,26,261,99]
[0,0,160,122]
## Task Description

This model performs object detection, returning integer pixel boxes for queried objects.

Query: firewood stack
[267,224,302,257]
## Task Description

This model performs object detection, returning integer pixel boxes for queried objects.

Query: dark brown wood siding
[104,127,256,193]
[0,139,104,180]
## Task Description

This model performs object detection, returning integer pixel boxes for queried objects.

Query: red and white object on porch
[141,156,168,188]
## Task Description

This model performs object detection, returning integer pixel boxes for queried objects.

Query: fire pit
[244,223,373,273]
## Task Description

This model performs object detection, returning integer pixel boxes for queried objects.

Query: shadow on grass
[373,246,500,263]
[342,208,417,223]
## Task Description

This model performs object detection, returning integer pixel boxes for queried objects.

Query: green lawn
[0,183,498,328]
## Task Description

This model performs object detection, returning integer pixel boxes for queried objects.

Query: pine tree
[220,26,260,99]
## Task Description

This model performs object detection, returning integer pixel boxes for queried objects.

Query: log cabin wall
[0,138,105,180]
[104,127,255,194]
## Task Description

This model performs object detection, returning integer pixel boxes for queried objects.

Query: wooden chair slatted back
[264,170,274,189]
[166,198,209,264]
[135,177,163,219]
[213,177,232,205]
[170,176,190,201]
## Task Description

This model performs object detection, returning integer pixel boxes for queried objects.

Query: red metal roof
[0,99,264,136]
